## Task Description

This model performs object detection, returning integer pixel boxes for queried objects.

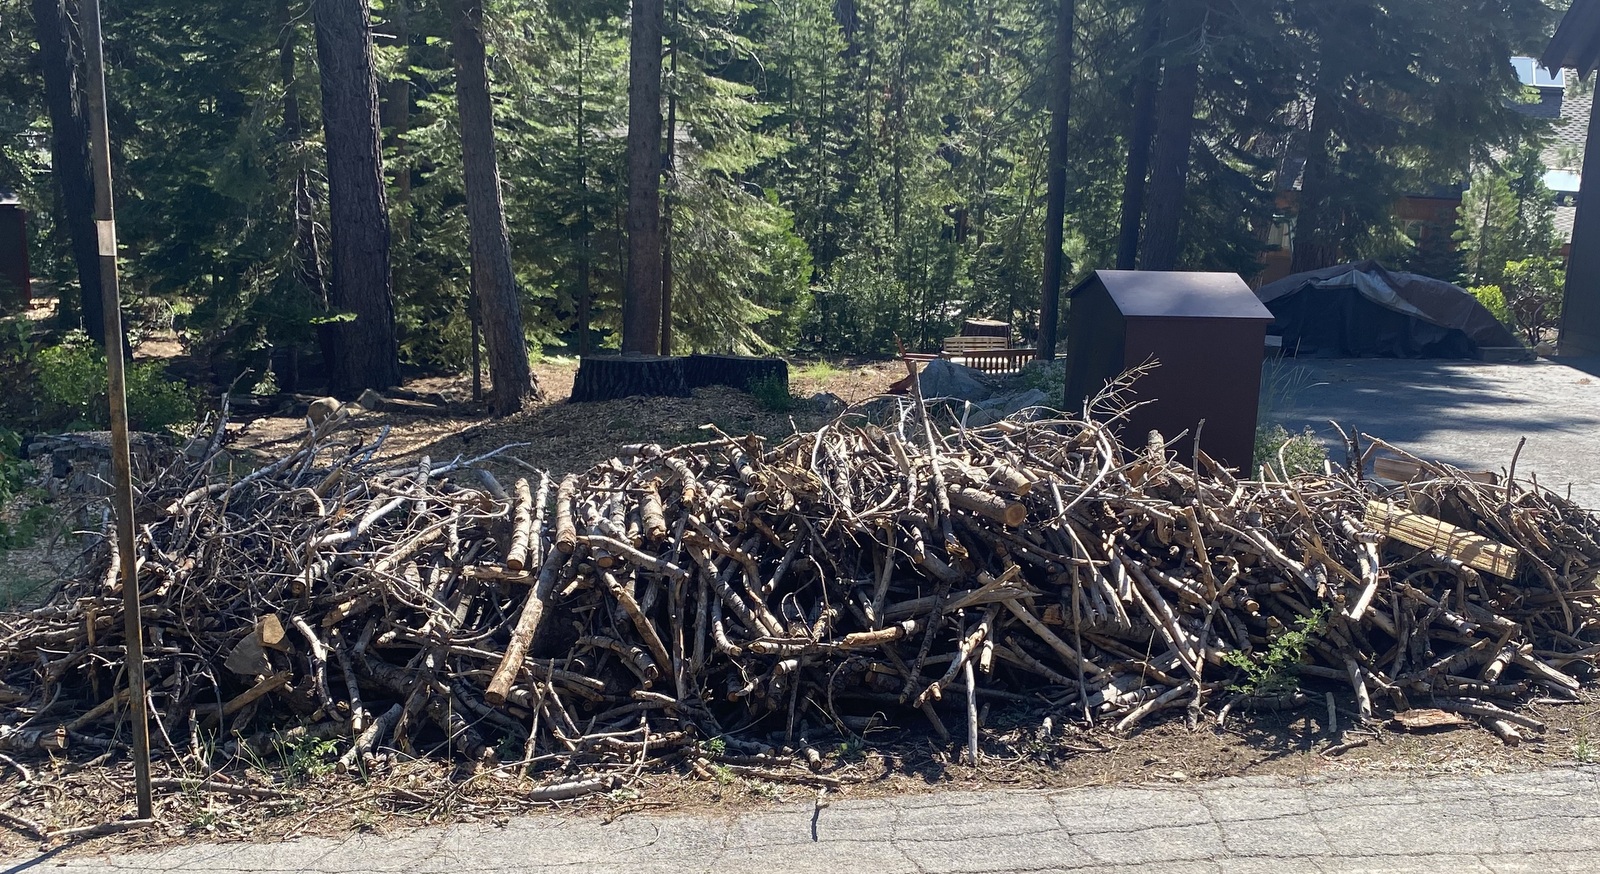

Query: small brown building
[1063,270,1273,470]
[0,188,31,312]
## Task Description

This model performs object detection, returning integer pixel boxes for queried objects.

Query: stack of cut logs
[3,399,1599,782]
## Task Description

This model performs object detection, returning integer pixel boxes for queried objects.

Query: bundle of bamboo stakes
[3,395,1599,785]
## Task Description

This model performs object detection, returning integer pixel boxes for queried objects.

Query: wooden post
[82,0,152,820]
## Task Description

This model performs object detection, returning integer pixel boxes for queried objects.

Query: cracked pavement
[7,767,1600,873]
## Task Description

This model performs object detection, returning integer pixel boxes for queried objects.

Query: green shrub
[1502,257,1563,346]
[33,331,197,432]
[0,429,48,552]
[749,373,796,413]
[1222,607,1327,697]
[1252,424,1327,478]
[126,361,199,433]
[1470,284,1513,329]
[1009,358,1065,400]
[35,332,105,424]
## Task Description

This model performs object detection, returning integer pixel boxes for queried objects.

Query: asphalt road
[1275,356,1600,508]
[7,767,1600,874]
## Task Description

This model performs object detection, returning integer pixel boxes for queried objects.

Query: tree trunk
[659,0,679,356]
[1289,88,1341,274]
[1036,0,1074,361]
[1115,0,1162,270]
[382,0,412,238]
[279,0,327,394]
[1138,1,1204,272]
[313,0,401,396]
[623,0,664,355]
[451,0,538,414]
[32,0,108,346]
[574,23,593,356]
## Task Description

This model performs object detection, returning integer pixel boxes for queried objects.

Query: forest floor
[4,350,1600,858]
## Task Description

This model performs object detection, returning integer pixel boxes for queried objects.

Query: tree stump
[569,355,690,402]
[682,354,788,393]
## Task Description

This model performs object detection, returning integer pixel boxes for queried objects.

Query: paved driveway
[7,767,1600,874]
[1275,356,1600,508]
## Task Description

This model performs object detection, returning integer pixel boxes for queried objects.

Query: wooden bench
[941,335,1010,354]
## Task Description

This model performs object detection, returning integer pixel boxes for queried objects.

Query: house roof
[1546,0,1600,76]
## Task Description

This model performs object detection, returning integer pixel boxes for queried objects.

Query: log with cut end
[555,474,578,554]
[948,485,1027,527]
[506,477,535,571]
[641,482,667,542]
[486,549,567,705]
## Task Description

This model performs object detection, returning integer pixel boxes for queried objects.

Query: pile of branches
[4,394,1600,794]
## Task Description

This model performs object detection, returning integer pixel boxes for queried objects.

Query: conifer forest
[0,0,1562,411]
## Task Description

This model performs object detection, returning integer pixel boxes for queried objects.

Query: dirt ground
[226,358,911,479]
[5,354,1600,857]
[3,689,1596,858]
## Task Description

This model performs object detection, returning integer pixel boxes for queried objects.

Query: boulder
[809,392,846,416]
[917,359,988,401]
[1002,388,1050,416]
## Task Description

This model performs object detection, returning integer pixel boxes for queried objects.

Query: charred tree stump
[570,354,787,402]
[570,355,689,402]
[683,354,787,393]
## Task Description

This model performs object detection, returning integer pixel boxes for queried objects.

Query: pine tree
[314,0,401,395]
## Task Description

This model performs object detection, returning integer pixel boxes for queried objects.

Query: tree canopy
[0,0,1561,385]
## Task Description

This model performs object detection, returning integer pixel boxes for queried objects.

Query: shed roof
[1071,270,1272,321]
[1546,0,1600,76]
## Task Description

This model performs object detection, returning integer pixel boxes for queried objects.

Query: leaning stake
[82,0,153,820]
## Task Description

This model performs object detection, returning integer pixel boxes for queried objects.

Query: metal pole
[81,0,153,820]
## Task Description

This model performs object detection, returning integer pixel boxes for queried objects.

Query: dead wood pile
[4,398,1600,786]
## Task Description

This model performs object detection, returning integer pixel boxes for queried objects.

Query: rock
[917,359,988,401]
[1536,341,1557,358]
[356,388,387,412]
[1002,388,1050,416]
[965,407,1002,427]
[809,392,846,416]
[307,396,343,426]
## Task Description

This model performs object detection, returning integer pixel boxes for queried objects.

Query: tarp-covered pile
[1257,261,1522,358]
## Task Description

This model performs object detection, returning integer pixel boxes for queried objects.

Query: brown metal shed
[0,189,30,312]
[1063,270,1272,470]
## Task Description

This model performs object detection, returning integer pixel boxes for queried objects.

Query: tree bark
[32,0,109,346]
[1036,0,1074,361]
[451,0,538,414]
[313,0,401,396]
[279,0,327,394]
[623,0,664,355]
[659,0,679,356]
[575,25,593,356]
[1115,0,1162,270]
[382,0,412,238]
[1289,88,1342,274]
[1138,1,1204,272]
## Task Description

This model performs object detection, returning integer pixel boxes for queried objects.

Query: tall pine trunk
[451,0,537,414]
[1036,0,1073,360]
[32,0,108,345]
[574,25,593,356]
[623,0,664,355]
[1115,0,1162,270]
[1138,1,1204,271]
[279,0,327,393]
[1289,89,1341,274]
[659,0,679,356]
[314,0,400,395]
[382,0,412,239]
